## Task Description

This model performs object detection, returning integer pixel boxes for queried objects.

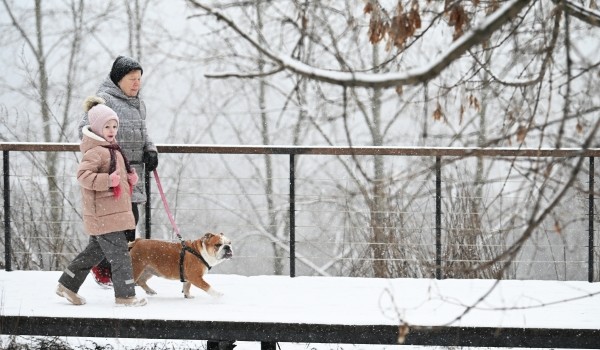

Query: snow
[2,270,600,349]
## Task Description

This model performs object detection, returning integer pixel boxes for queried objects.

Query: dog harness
[179,241,211,282]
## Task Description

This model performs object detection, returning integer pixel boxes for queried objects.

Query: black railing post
[589,156,594,283]
[289,154,296,277]
[145,170,151,239]
[435,156,442,280]
[3,150,11,271]
[261,341,276,350]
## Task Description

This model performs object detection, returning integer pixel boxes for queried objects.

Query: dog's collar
[179,241,211,283]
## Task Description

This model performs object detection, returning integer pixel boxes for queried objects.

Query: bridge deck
[1,271,600,348]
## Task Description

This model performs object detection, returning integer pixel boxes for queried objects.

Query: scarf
[102,143,133,199]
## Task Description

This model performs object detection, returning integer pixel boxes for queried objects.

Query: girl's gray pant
[58,231,136,299]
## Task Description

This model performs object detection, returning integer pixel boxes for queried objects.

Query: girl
[56,96,146,306]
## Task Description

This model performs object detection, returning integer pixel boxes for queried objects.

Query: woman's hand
[143,150,159,172]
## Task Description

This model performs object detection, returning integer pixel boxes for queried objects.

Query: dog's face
[201,232,233,266]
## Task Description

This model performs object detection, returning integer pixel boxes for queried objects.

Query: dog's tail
[128,238,142,250]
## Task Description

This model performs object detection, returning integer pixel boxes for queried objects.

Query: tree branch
[553,0,600,27]
[205,66,284,79]
[188,0,533,88]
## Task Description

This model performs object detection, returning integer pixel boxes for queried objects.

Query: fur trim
[83,96,107,112]
[81,125,107,142]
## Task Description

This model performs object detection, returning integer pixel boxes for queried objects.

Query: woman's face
[118,70,142,97]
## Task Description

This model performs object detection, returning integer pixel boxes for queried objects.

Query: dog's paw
[184,294,195,299]
[144,289,157,295]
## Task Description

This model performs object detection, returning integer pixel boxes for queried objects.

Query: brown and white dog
[128,233,233,298]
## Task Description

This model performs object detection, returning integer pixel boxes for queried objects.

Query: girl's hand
[109,169,120,187]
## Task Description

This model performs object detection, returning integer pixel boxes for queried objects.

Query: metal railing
[2,142,599,280]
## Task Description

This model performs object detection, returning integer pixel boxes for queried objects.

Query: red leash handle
[153,169,182,240]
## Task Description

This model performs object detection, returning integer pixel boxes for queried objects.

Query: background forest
[1,0,600,280]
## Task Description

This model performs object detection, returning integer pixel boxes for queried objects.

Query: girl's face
[102,119,119,142]
[118,70,142,97]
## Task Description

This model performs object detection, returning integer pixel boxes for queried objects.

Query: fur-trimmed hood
[80,125,112,154]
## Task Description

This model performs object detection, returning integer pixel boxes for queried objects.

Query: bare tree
[185,0,600,279]
[1,0,90,269]
[2,0,599,282]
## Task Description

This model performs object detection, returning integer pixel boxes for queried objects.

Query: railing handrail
[2,141,600,157]
[2,142,597,280]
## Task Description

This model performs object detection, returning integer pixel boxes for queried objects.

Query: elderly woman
[78,56,158,287]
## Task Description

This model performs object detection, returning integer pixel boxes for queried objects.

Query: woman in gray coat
[78,56,158,287]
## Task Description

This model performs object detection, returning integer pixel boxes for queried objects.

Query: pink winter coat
[77,126,135,235]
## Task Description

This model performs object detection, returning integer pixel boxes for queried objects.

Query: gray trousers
[59,231,136,298]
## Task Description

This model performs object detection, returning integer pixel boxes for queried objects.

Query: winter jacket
[78,126,136,235]
[79,76,157,203]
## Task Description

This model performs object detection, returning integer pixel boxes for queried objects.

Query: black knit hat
[109,56,143,86]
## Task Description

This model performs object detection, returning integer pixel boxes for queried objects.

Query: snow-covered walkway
[2,271,600,348]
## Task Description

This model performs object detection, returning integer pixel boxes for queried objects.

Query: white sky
[2,270,600,349]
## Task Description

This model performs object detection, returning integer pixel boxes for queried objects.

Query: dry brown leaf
[411,10,421,29]
[395,85,403,95]
[392,14,410,47]
[544,163,553,178]
[516,124,527,143]
[433,102,444,121]
[590,0,598,10]
[554,220,562,235]
[301,15,308,30]
[507,111,514,121]
[469,94,480,111]
[576,122,584,134]
[366,0,422,50]
[447,4,468,40]
[368,15,386,44]
[410,0,421,29]
[383,1,423,50]
[459,104,465,124]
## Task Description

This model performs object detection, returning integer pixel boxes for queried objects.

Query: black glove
[143,150,159,172]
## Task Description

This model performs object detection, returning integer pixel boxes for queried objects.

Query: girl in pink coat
[56,96,146,307]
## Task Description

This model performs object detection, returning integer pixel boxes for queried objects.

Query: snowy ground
[2,271,600,349]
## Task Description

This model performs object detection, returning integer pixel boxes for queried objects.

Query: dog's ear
[202,232,215,241]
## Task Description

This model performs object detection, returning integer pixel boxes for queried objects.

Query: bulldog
[128,232,233,298]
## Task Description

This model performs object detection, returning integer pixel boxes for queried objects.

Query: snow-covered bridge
[1,270,600,349]
[2,143,600,348]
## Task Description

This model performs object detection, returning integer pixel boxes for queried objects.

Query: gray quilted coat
[79,76,157,204]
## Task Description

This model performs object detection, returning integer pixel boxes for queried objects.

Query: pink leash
[153,170,212,278]
[153,169,183,240]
